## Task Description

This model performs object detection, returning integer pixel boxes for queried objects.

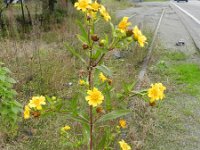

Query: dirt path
[117,2,200,150]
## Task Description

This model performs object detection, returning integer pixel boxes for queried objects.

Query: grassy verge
[144,48,200,149]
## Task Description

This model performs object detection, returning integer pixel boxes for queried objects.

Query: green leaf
[2,67,11,73]
[66,114,88,125]
[96,64,112,76]
[0,75,6,81]
[76,20,88,41]
[110,22,115,35]
[96,109,131,123]
[82,123,90,144]
[77,34,88,44]
[6,77,16,84]
[65,43,87,65]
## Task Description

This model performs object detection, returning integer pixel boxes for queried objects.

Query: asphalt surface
[117,0,200,54]
[171,0,200,50]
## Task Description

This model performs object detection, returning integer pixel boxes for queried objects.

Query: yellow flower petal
[99,72,107,82]
[119,140,131,150]
[85,87,104,107]
[148,83,166,103]
[23,105,30,119]
[28,96,46,110]
[118,17,131,32]
[119,119,127,128]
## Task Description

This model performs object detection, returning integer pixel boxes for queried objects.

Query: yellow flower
[138,34,147,47]
[90,1,100,11]
[85,87,104,107]
[61,125,71,132]
[23,105,30,119]
[118,17,131,32]
[100,5,111,22]
[119,119,127,128]
[133,26,147,47]
[28,96,46,110]
[87,10,97,19]
[79,79,86,86]
[119,140,131,150]
[133,26,142,41]
[74,0,91,12]
[148,83,166,103]
[99,72,107,82]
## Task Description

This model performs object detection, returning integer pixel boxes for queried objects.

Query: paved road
[174,0,200,21]
[171,0,200,50]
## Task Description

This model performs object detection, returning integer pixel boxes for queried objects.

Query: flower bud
[108,79,112,85]
[99,39,106,47]
[31,111,40,118]
[82,43,89,49]
[126,29,133,37]
[87,15,91,21]
[149,101,156,107]
[91,34,99,42]
[96,106,105,114]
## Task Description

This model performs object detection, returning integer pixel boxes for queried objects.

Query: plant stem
[88,58,93,150]
[88,17,93,148]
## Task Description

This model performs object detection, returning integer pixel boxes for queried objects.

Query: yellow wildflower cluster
[119,140,131,150]
[74,0,111,22]
[85,87,104,107]
[117,17,147,47]
[148,83,166,104]
[23,96,46,119]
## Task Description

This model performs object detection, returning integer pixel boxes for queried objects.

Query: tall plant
[23,0,166,149]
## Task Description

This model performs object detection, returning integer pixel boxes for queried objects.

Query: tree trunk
[49,0,57,13]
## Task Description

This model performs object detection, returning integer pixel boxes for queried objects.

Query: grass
[102,0,134,11]
[170,63,200,85]
[145,48,200,149]
[165,51,187,61]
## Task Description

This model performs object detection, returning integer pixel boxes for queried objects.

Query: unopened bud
[91,34,99,42]
[96,106,105,114]
[31,111,41,118]
[108,79,112,85]
[87,15,91,21]
[126,29,133,37]
[99,39,106,47]
[149,101,156,107]
[82,43,89,49]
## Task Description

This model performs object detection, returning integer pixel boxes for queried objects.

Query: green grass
[170,63,200,85]
[145,46,200,150]
[166,51,187,61]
